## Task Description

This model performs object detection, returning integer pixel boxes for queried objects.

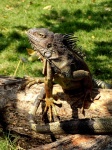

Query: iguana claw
[43,98,61,122]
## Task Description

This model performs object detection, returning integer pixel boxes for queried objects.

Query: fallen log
[0,76,112,149]
[31,134,112,150]
[28,117,112,135]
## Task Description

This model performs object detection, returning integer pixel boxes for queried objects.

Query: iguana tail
[92,78,112,89]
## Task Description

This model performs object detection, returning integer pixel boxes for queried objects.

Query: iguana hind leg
[28,85,45,131]
[73,70,93,114]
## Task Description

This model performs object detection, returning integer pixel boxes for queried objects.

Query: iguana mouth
[27,29,43,49]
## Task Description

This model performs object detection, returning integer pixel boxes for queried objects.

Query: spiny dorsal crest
[63,34,86,59]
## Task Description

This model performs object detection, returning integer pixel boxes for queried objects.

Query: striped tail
[92,78,112,89]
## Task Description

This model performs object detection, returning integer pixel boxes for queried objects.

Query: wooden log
[28,117,112,135]
[31,134,112,150]
[0,75,112,148]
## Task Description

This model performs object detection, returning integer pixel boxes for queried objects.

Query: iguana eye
[39,33,46,38]
[47,43,52,48]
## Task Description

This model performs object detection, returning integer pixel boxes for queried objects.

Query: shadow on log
[0,75,112,149]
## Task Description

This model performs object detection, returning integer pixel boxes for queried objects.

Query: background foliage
[0,0,112,82]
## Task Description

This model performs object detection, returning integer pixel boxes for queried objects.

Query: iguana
[27,28,112,134]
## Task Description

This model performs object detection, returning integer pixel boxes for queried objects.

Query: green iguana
[27,28,112,133]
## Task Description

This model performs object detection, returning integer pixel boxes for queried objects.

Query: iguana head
[27,28,85,77]
[27,28,55,58]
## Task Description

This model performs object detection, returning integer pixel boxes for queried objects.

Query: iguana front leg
[43,61,60,122]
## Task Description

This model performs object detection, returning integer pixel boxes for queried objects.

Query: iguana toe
[43,98,61,122]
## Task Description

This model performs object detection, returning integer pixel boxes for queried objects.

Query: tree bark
[0,76,112,148]
[31,134,112,150]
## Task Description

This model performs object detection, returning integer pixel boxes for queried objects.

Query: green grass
[0,0,112,82]
[0,131,17,150]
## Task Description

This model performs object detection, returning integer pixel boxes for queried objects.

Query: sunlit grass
[0,0,111,81]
